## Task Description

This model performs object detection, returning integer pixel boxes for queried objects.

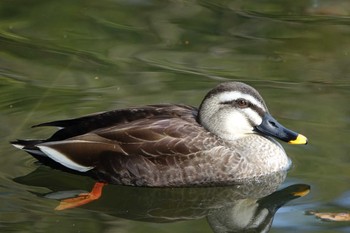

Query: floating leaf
[308,211,350,222]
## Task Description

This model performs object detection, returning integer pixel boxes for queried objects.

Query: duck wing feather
[34,104,197,141]
[24,104,220,174]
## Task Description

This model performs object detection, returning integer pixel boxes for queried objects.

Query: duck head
[198,82,307,144]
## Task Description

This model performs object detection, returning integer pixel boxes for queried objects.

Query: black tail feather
[10,139,45,149]
[10,139,90,176]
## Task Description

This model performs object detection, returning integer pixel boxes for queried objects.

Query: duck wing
[13,104,212,174]
[35,104,197,141]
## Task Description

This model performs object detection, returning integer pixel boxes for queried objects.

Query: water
[1,1,350,232]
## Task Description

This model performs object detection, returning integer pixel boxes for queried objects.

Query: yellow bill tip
[292,188,310,197]
[288,134,308,145]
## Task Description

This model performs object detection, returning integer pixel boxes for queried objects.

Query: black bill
[255,113,307,145]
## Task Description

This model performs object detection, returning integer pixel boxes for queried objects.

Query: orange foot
[55,182,106,210]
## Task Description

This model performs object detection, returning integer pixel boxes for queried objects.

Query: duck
[11,82,307,209]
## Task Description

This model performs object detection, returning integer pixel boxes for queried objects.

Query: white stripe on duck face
[37,143,94,172]
[242,108,263,126]
[217,91,265,110]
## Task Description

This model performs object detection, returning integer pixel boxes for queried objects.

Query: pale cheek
[224,112,254,134]
[243,108,263,126]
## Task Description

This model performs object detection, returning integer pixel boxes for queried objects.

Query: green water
[1,1,350,232]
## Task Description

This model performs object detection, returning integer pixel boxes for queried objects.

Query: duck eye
[236,99,249,108]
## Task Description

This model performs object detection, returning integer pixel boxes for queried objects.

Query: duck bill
[255,114,307,145]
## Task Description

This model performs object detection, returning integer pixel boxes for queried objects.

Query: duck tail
[11,139,94,176]
[11,139,44,152]
[11,139,75,173]
[10,139,50,163]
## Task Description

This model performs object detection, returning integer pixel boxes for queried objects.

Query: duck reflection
[15,167,309,233]
[207,184,309,233]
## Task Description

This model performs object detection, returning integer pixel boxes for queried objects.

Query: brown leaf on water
[307,211,350,222]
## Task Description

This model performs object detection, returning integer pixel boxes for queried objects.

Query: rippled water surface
[1,1,350,232]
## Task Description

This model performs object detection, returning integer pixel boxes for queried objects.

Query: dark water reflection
[14,167,309,233]
[1,0,350,232]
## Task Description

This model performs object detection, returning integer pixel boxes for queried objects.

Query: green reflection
[1,0,350,232]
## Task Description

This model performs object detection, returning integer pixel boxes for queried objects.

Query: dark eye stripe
[250,104,265,117]
[220,99,265,117]
[220,99,250,108]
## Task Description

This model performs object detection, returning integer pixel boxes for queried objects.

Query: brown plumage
[11,82,307,187]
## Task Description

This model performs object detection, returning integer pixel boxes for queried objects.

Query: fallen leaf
[307,211,350,222]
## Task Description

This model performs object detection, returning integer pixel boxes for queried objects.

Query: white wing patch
[37,145,94,172]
